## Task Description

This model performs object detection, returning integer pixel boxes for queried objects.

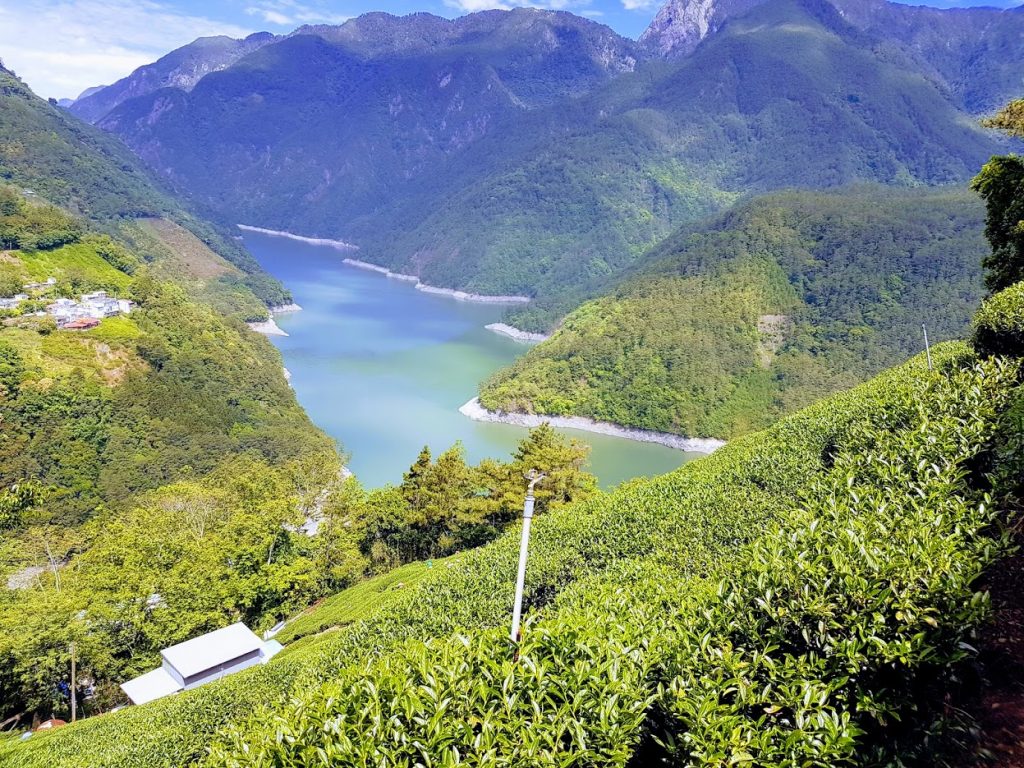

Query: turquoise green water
[244,233,702,488]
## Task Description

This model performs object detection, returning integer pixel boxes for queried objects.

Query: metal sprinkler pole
[510,470,544,645]
[70,642,76,723]
[923,324,932,370]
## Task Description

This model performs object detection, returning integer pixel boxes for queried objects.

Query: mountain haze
[68,33,279,124]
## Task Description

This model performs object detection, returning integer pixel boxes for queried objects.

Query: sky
[0,0,1020,100]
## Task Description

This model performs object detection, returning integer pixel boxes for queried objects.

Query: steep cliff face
[640,0,1024,114]
[69,32,278,123]
[639,0,762,57]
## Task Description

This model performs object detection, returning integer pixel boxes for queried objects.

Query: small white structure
[80,291,121,318]
[0,293,27,310]
[23,277,56,291]
[120,623,283,706]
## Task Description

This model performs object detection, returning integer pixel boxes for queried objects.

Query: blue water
[243,232,700,488]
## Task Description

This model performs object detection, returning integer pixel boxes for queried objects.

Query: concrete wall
[181,649,262,690]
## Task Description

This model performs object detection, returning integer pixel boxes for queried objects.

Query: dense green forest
[0,68,335,726]
[0,182,338,720]
[0,192,595,723]
[481,186,988,438]
[0,64,288,310]
[88,0,1013,314]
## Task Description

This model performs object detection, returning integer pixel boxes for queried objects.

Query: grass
[1,325,143,385]
[82,315,143,342]
[16,243,132,291]
[275,559,452,652]
[137,218,239,280]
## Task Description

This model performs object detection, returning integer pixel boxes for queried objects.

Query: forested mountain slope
[68,33,278,124]
[482,186,989,438]
[0,65,345,728]
[643,0,1024,115]
[83,0,1011,313]
[0,64,287,312]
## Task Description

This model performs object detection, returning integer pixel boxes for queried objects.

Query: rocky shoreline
[485,323,550,342]
[416,284,531,304]
[341,258,532,303]
[248,318,288,336]
[342,258,419,282]
[238,224,358,251]
[459,397,726,454]
[248,303,302,337]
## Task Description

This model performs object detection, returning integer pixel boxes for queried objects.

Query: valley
[243,231,703,488]
[0,0,1023,765]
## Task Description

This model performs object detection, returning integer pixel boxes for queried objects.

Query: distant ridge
[69,32,278,123]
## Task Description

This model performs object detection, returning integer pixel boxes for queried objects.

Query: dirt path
[973,531,1024,766]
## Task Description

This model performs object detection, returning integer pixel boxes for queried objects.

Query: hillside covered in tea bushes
[4,297,1022,766]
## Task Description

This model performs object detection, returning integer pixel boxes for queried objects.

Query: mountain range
[60,0,1019,326]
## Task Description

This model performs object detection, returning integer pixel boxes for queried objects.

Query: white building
[23,277,56,291]
[80,291,121,318]
[0,293,28,310]
[120,623,283,706]
[46,291,133,325]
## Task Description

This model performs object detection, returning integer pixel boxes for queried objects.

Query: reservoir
[243,232,703,488]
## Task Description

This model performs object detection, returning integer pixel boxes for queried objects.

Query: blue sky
[0,0,1019,99]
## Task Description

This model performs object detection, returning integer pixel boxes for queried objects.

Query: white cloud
[442,0,592,14]
[247,6,295,24]
[0,0,256,99]
[620,0,658,10]
[246,0,351,27]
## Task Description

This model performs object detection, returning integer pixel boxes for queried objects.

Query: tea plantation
[3,272,1022,767]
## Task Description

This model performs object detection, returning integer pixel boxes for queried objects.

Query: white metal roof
[161,622,263,680]
[120,667,182,705]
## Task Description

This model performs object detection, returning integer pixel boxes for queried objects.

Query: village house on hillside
[120,623,283,706]
[23,277,56,291]
[1,280,134,329]
[46,291,133,327]
[0,293,28,310]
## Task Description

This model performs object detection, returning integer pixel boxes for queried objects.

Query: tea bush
[197,355,1018,767]
[274,558,445,649]
[4,343,1012,768]
[974,280,1024,357]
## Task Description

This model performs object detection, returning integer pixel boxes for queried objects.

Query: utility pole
[922,324,932,370]
[510,469,544,646]
[69,642,76,723]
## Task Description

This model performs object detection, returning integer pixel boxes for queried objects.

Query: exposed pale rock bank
[459,398,726,453]
[248,318,288,336]
[342,258,419,282]
[485,323,550,342]
[238,224,358,251]
[342,258,532,303]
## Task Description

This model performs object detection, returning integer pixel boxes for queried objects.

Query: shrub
[202,356,1020,767]
[5,343,1014,768]
[973,281,1024,357]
